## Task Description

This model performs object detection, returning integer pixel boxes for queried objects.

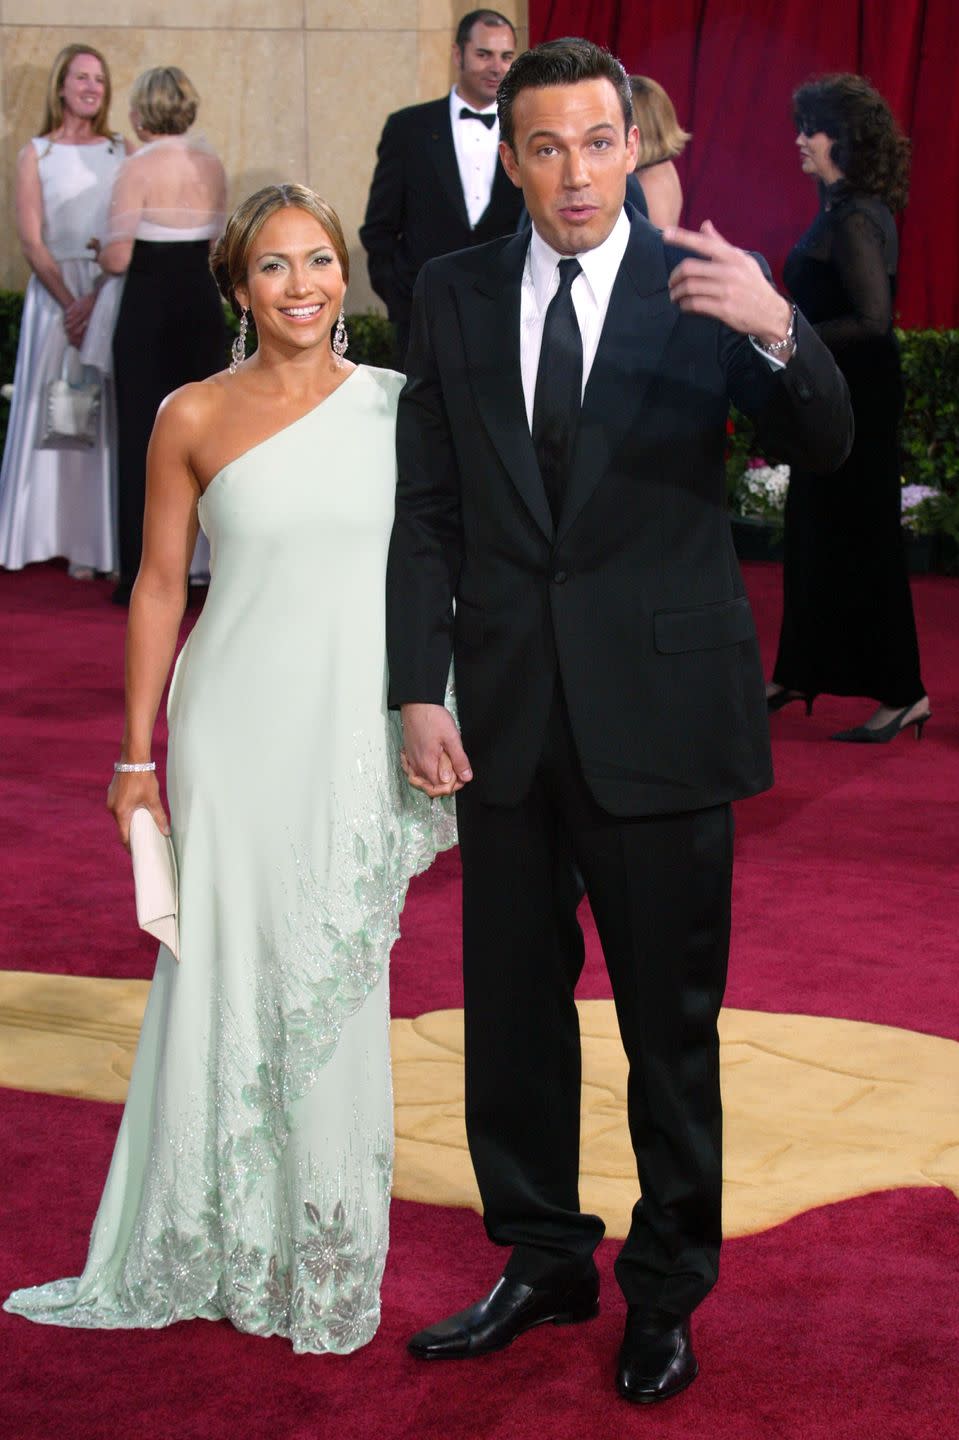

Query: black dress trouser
[455,685,733,1321]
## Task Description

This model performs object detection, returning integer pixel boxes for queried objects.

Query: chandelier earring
[332,309,348,367]
[230,307,249,375]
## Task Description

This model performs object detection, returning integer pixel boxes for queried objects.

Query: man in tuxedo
[386,39,851,1404]
[360,9,524,366]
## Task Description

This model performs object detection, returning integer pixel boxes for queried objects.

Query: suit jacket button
[797,380,813,401]
[552,570,568,584]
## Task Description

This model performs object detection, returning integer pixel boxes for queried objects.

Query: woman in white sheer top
[96,66,228,604]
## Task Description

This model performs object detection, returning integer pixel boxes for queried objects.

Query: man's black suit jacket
[360,97,523,328]
[386,210,853,818]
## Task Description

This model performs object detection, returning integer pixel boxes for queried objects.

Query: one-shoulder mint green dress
[5,365,456,1354]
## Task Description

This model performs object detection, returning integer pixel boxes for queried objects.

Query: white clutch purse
[129,808,179,961]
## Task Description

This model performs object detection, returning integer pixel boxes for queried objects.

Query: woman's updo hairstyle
[130,66,199,136]
[210,184,350,318]
[630,75,691,167]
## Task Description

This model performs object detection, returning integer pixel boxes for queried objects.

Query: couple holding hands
[5,39,850,1405]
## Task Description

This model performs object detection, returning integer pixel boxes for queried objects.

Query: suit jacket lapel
[557,215,679,546]
[458,232,555,543]
[426,103,469,228]
[476,158,517,227]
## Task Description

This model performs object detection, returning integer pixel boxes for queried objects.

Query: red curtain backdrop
[529,0,959,329]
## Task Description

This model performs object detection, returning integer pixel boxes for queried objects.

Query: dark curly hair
[793,73,910,211]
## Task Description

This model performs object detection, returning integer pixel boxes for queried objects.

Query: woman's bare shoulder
[638,161,683,229]
[154,371,267,485]
[154,373,232,439]
[639,159,680,192]
[16,140,41,170]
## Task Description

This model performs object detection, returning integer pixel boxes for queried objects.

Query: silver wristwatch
[752,303,797,356]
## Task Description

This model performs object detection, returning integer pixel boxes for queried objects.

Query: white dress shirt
[449,87,500,229]
[520,208,631,429]
[520,208,789,429]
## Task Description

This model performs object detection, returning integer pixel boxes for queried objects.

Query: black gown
[772,181,924,706]
[113,238,227,594]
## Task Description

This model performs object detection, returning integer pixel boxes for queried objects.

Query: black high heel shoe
[831,705,932,744]
[767,689,817,716]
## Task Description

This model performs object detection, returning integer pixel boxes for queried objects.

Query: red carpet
[2,1088,957,1440]
[2,560,958,1437]
[2,563,956,1037]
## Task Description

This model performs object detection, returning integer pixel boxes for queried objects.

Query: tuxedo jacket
[386,210,853,818]
[360,97,523,328]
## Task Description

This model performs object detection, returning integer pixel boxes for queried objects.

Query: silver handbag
[38,347,101,449]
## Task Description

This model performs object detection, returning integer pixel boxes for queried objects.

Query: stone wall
[0,0,527,308]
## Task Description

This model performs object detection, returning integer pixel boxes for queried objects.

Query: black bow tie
[459,107,496,129]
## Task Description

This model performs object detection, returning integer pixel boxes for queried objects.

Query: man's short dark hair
[497,37,633,151]
[455,10,517,50]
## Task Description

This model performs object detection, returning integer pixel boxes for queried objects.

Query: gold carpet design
[1,972,956,1238]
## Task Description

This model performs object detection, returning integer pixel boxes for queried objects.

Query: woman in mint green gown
[4,185,454,1354]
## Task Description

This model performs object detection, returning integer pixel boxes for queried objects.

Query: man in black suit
[386,39,851,1404]
[360,9,524,366]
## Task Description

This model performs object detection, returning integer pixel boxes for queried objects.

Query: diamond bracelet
[114,761,156,773]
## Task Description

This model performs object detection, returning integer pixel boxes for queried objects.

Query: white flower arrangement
[732,468,946,545]
[900,483,940,531]
[737,462,791,521]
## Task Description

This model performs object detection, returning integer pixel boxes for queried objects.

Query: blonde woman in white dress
[4,185,455,1354]
[0,44,129,575]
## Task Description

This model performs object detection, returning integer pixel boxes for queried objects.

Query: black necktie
[531,258,583,526]
[459,107,496,129]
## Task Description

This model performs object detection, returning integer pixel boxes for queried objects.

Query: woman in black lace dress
[767,75,930,743]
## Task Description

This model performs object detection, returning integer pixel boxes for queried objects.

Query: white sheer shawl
[104,133,226,243]
[83,133,226,372]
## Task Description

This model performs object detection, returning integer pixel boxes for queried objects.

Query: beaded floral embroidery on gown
[4,366,456,1353]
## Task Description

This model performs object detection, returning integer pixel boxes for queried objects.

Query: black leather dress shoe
[616,1311,698,1404]
[407,1271,600,1359]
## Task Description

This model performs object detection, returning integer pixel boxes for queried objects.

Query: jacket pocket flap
[654,596,755,654]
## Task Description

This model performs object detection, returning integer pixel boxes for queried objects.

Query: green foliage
[896,330,959,553]
[343,311,395,368]
[908,489,959,548]
[725,410,758,499]
[727,329,959,549]
[0,290,25,376]
[0,290,25,455]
